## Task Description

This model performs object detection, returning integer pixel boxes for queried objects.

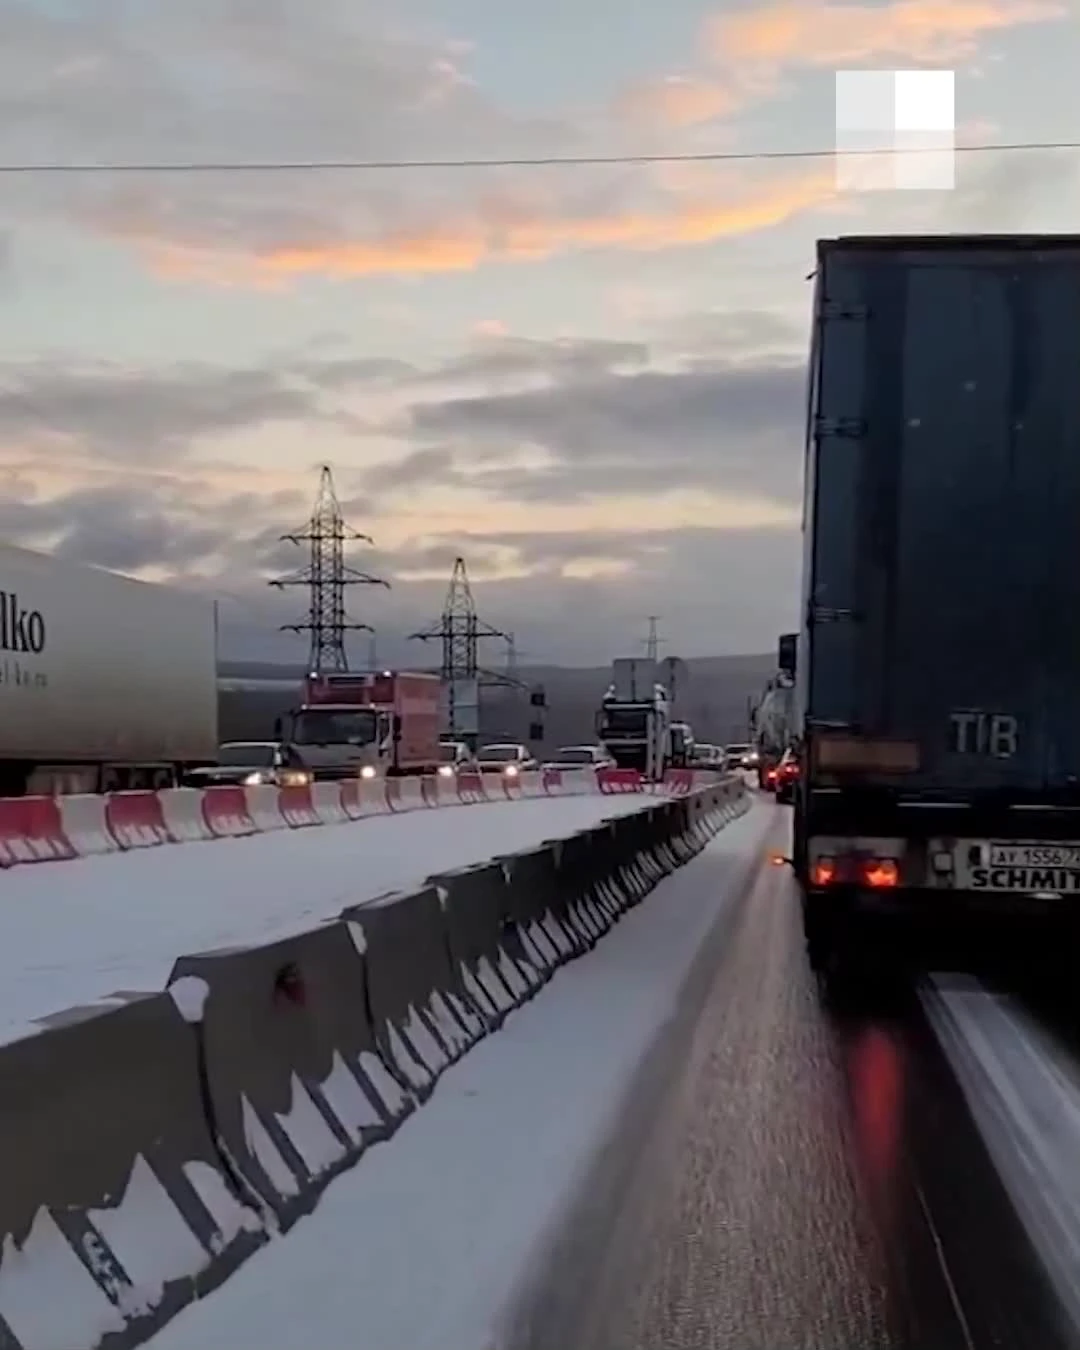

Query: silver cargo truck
[0,543,218,795]
[793,234,1080,974]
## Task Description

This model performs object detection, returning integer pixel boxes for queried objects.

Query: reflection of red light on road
[849,1026,904,1186]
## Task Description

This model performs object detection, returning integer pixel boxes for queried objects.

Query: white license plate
[961,841,1080,893]
[985,843,1080,868]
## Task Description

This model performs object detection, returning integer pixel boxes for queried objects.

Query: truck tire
[801,890,834,975]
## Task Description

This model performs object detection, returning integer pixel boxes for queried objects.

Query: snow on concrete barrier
[386,776,426,813]
[596,766,644,793]
[435,861,530,1029]
[556,767,597,796]
[340,778,388,820]
[454,768,487,805]
[662,767,697,795]
[244,784,289,833]
[276,783,321,829]
[311,781,348,826]
[0,991,264,1350]
[159,788,216,842]
[58,793,119,857]
[0,776,748,1349]
[105,790,174,850]
[518,769,546,799]
[167,925,403,1231]
[201,785,257,839]
[341,887,481,1095]
[0,795,77,865]
[497,844,570,976]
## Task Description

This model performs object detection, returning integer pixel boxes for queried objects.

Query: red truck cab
[277,671,442,778]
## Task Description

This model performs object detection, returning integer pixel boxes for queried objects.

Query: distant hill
[216,654,777,749]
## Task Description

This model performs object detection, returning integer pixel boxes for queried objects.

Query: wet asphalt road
[508,807,1076,1350]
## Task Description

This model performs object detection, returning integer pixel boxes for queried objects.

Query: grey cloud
[2,476,799,660]
[945,150,1078,233]
[295,357,416,390]
[660,309,808,360]
[291,337,650,395]
[406,360,807,505]
[0,361,329,460]
[0,484,232,571]
[0,0,570,166]
[0,0,581,253]
[424,337,650,387]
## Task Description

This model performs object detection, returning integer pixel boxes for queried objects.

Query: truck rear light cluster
[809,853,901,888]
[812,857,838,886]
[864,858,899,888]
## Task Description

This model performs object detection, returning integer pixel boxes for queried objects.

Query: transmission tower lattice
[645,616,662,663]
[409,556,509,682]
[269,464,389,674]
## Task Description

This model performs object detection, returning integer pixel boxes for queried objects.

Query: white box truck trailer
[0,543,219,795]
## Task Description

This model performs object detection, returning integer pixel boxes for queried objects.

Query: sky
[1,0,1079,667]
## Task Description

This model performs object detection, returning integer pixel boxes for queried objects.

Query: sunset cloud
[120,168,838,282]
[615,74,743,128]
[628,0,1066,129]
[708,0,1066,68]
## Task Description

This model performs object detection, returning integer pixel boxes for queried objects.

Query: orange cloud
[616,74,742,127]
[135,168,838,283]
[708,0,1066,67]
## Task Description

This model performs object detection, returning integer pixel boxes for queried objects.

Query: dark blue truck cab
[793,234,1080,971]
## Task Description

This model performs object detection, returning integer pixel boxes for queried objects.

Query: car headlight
[360,765,377,780]
[279,769,312,787]
[504,764,519,776]
[437,764,454,777]
[244,771,267,786]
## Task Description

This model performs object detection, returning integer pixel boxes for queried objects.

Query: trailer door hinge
[815,415,866,439]
[809,604,858,624]
[820,301,869,321]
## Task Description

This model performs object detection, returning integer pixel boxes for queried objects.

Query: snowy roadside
[147,802,776,1350]
[0,793,653,1042]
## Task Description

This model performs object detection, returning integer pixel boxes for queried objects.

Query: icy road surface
[147,803,775,1350]
[0,793,654,1041]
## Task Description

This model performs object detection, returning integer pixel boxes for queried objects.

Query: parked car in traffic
[543,744,615,770]
[475,742,539,776]
[182,741,313,789]
[436,740,476,777]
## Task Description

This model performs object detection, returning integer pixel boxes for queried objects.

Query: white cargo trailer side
[0,544,218,793]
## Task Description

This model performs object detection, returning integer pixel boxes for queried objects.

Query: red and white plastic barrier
[0,766,714,869]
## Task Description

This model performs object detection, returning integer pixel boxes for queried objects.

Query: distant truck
[0,543,218,796]
[275,670,441,779]
[793,233,1080,978]
[751,669,796,787]
[668,721,694,768]
[595,657,671,780]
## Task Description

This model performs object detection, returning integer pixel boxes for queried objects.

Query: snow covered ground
[0,794,654,1042]
[146,801,776,1350]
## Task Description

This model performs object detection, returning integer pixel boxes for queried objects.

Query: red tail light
[863,858,899,888]
[811,857,838,886]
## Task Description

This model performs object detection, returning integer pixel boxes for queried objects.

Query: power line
[0,138,1075,175]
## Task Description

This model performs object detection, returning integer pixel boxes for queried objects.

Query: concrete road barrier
[341,886,481,1095]
[0,767,737,870]
[0,777,749,1350]
[168,925,403,1229]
